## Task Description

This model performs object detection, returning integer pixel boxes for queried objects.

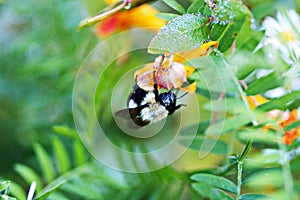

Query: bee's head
[158,91,177,114]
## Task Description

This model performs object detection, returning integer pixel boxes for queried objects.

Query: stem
[78,2,127,29]
[236,161,243,200]
[278,133,295,200]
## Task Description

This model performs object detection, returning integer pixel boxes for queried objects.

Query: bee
[116,75,184,127]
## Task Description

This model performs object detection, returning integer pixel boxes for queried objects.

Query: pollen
[281,30,296,42]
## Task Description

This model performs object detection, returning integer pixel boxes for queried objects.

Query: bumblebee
[116,79,183,127]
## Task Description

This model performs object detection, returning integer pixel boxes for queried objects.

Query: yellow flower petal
[184,66,195,77]
[246,95,269,109]
[174,41,219,63]
[181,82,197,94]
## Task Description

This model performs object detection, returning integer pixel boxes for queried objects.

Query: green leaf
[187,0,204,13]
[9,182,26,200]
[251,0,277,20]
[180,137,228,155]
[52,136,71,173]
[211,113,254,135]
[53,125,77,139]
[191,173,237,194]
[162,0,185,14]
[246,72,285,95]
[191,183,232,200]
[155,13,180,21]
[240,193,270,200]
[212,0,251,52]
[243,168,283,189]
[73,140,86,166]
[61,182,104,199]
[257,90,300,111]
[237,129,279,147]
[203,98,246,113]
[148,14,210,54]
[34,143,56,183]
[284,120,300,131]
[229,52,272,80]
[180,121,210,136]
[188,56,238,93]
[14,164,42,192]
[34,180,65,200]
[236,30,264,52]
[0,181,10,193]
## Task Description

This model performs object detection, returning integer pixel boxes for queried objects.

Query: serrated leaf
[240,193,270,200]
[148,14,210,54]
[179,137,228,155]
[34,180,65,200]
[162,0,185,14]
[257,90,300,111]
[187,0,204,13]
[191,183,232,200]
[212,0,251,52]
[246,72,285,95]
[52,136,71,173]
[191,173,237,194]
[14,164,42,192]
[34,143,56,183]
[155,13,180,21]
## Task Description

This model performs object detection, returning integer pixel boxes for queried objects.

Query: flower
[134,41,218,93]
[134,53,196,92]
[96,0,166,37]
[247,95,300,145]
[258,9,300,65]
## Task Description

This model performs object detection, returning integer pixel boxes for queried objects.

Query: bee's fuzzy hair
[140,103,169,123]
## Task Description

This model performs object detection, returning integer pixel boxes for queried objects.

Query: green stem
[236,161,242,200]
[235,140,252,200]
[278,134,295,200]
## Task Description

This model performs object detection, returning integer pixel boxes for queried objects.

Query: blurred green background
[0,0,99,177]
[1,0,300,199]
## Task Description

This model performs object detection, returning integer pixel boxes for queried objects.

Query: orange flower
[279,109,300,145]
[282,129,299,146]
[96,1,166,37]
[247,95,300,145]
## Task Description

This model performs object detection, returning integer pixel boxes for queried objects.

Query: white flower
[258,9,300,65]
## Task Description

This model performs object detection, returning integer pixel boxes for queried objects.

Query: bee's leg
[175,104,186,110]
[153,71,159,101]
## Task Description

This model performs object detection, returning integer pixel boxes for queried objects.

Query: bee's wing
[114,105,150,127]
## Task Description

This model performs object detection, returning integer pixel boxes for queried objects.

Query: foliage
[1,0,300,199]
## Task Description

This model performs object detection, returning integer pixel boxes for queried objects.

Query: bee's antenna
[177,91,188,99]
